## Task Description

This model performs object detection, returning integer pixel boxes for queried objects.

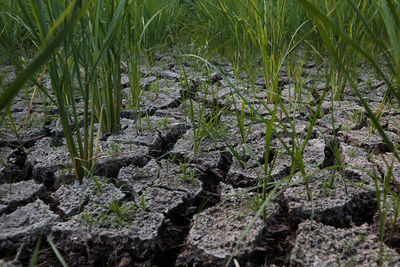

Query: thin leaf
[47,236,68,267]
[0,0,91,112]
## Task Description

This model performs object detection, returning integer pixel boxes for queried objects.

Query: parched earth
[1,55,400,266]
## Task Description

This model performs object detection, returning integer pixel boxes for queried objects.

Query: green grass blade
[88,0,127,84]
[28,234,42,267]
[47,236,68,267]
[0,0,91,112]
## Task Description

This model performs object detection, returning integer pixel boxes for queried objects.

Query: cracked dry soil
[1,54,400,266]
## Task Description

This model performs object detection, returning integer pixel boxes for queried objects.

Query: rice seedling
[85,0,127,133]
[0,1,36,66]
[179,159,196,184]
[125,0,184,120]
[28,234,41,267]
[314,0,374,100]
[188,0,259,75]
[1,0,98,181]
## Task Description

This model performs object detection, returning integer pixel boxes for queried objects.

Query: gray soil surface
[1,54,400,266]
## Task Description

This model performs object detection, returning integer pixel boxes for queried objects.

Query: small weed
[107,141,120,155]
[92,177,103,193]
[8,157,16,164]
[140,190,148,212]
[108,198,138,226]
[83,212,92,225]
[340,124,351,133]
[322,180,335,197]
[178,159,195,184]
[109,198,124,224]
[348,148,358,158]
[234,211,246,222]
[145,114,153,131]
[157,116,170,130]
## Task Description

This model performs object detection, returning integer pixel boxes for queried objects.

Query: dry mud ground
[1,55,400,266]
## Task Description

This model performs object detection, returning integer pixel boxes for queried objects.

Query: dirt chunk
[0,199,60,260]
[290,220,400,266]
[177,183,280,267]
[285,174,376,228]
[0,180,45,215]
[50,211,164,266]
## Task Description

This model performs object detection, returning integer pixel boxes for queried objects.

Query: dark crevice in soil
[339,131,392,155]
[162,97,182,109]
[152,172,221,266]
[361,143,392,155]
[253,196,300,266]
[352,115,369,130]
[271,166,292,183]
[0,163,32,184]
[321,139,338,169]
[204,98,227,109]
[0,192,44,217]
[119,107,161,120]
[180,80,199,100]
[152,211,192,266]
[93,255,110,267]
[0,244,18,263]
[217,150,233,176]
[143,107,157,118]
[148,124,190,159]
[94,161,125,179]
[7,148,26,168]
[39,191,67,220]
[384,226,400,254]
[343,170,365,183]
[0,148,31,184]
[193,169,222,211]
[94,154,150,178]
[250,149,275,169]
[36,172,57,190]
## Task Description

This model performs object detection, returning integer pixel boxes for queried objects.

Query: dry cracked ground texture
[1,55,400,266]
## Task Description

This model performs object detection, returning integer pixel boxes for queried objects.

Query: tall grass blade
[28,234,42,267]
[47,236,68,267]
[0,0,89,112]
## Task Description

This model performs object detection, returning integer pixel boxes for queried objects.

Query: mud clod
[0,200,60,261]
[176,183,282,267]
[285,174,376,228]
[291,220,400,266]
[0,180,45,215]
